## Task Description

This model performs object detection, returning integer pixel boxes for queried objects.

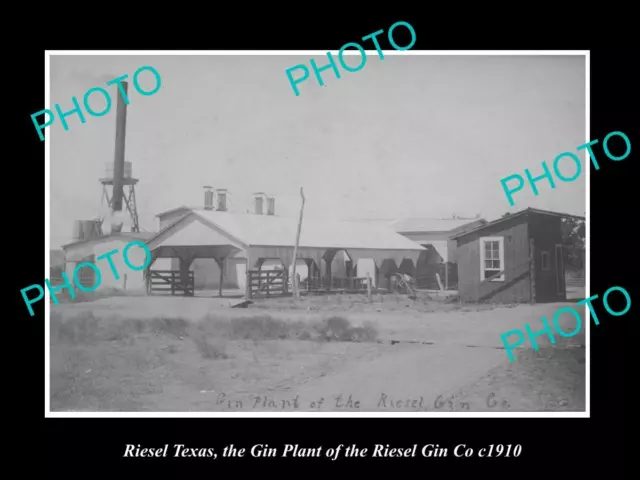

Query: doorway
[555,244,564,296]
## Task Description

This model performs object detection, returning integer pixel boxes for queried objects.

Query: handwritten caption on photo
[21,240,151,316]
[124,443,522,460]
[500,285,631,361]
[209,390,551,411]
[500,130,631,206]
[31,65,162,141]
[285,21,416,96]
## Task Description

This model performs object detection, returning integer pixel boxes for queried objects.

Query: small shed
[61,232,155,294]
[451,208,585,303]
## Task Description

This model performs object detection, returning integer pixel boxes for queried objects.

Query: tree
[561,218,585,271]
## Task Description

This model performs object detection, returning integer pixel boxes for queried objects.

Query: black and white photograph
[45,52,588,415]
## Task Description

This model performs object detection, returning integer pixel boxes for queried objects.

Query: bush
[313,316,378,342]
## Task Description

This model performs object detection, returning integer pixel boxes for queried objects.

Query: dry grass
[440,346,586,412]
[52,287,147,305]
[51,311,378,348]
[49,310,383,411]
[249,291,509,315]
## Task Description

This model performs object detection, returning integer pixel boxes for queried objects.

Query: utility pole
[291,187,306,299]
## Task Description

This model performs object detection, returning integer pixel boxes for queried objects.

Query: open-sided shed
[144,209,425,297]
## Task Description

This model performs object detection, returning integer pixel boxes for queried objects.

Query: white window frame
[480,236,505,282]
[541,251,550,271]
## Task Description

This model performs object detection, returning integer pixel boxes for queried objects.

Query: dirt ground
[49,292,587,413]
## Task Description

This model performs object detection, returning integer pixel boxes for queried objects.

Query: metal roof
[61,232,154,250]
[149,209,425,251]
[155,206,194,218]
[450,208,586,240]
[389,217,486,233]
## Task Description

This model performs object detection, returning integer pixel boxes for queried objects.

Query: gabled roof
[450,208,585,240]
[61,232,155,250]
[147,209,425,251]
[155,205,194,218]
[390,217,486,233]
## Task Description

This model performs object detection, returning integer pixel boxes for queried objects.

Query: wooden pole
[218,258,224,297]
[291,187,306,299]
[444,263,449,290]
[367,275,372,302]
[245,261,252,299]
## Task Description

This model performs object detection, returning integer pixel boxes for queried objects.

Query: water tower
[99,80,140,233]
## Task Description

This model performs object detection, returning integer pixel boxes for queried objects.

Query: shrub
[313,316,378,342]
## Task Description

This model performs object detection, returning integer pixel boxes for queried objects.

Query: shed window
[541,251,550,270]
[480,237,505,281]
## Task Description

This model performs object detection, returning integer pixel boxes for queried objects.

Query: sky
[48,54,586,249]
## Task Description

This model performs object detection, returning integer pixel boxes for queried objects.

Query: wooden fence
[565,276,585,287]
[146,270,195,296]
[248,269,288,297]
[302,276,369,292]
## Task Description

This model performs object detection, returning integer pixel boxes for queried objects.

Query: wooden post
[436,272,444,291]
[217,258,224,297]
[245,264,252,299]
[296,273,301,297]
[529,238,536,303]
[283,268,289,294]
[291,187,306,299]
[444,263,449,290]
[367,275,372,302]
[266,271,271,297]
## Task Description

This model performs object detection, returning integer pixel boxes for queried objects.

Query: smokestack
[216,189,227,212]
[266,195,275,216]
[253,192,265,215]
[111,80,128,233]
[203,186,214,210]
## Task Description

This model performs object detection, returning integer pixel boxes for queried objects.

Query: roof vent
[253,192,266,215]
[203,186,214,210]
[216,189,227,212]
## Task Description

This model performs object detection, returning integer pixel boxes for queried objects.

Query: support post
[367,275,372,302]
[216,258,224,297]
[444,262,449,290]
[530,238,536,303]
[291,187,306,299]
[245,261,252,299]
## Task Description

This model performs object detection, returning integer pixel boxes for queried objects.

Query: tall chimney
[266,195,275,216]
[203,186,214,210]
[111,80,128,233]
[216,189,227,212]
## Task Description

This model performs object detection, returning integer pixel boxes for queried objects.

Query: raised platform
[99,177,139,186]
